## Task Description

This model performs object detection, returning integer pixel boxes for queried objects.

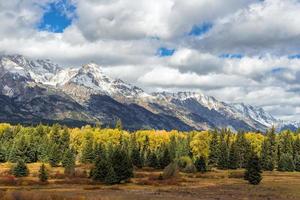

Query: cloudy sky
[1,0,300,121]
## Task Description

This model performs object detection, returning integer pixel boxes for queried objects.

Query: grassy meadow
[0,163,299,200]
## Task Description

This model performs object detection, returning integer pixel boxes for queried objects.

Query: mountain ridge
[0,54,296,131]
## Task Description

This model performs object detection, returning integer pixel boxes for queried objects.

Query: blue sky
[38,0,76,33]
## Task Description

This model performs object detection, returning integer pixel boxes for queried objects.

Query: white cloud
[1,0,300,120]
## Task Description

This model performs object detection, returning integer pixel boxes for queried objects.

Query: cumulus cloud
[1,0,300,120]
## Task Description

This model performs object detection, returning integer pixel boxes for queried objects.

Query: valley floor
[0,164,299,200]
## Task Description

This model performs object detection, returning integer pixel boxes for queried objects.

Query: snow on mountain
[55,63,150,102]
[0,55,60,83]
[231,103,277,127]
[0,55,297,131]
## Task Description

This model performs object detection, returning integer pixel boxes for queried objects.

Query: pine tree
[208,130,219,167]
[81,132,95,164]
[131,147,142,168]
[115,119,123,131]
[217,131,229,169]
[48,143,61,167]
[104,163,118,184]
[228,142,239,169]
[195,156,207,173]
[12,160,29,177]
[91,155,108,182]
[111,148,133,183]
[38,164,48,182]
[235,132,252,168]
[160,147,171,169]
[294,154,300,172]
[169,135,177,161]
[293,137,300,159]
[278,153,295,172]
[244,153,262,185]
[62,148,76,177]
[148,152,159,168]
[261,128,277,171]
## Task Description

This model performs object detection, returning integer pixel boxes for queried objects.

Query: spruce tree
[208,130,219,167]
[217,131,229,169]
[160,147,171,169]
[115,119,123,131]
[62,148,76,177]
[293,137,300,159]
[38,164,48,182]
[48,143,61,167]
[278,153,295,172]
[12,160,29,177]
[111,148,133,183]
[104,163,118,184]
[294,154,300,172]
[195,156,207,173]
[235,132,252,168]
[262,127,277,171]
[148,152,159,169]
[81,132,95,164]
[91,155,108,182]
[244,153,262,185]
[228,142,239,169]
[131,147,143,168]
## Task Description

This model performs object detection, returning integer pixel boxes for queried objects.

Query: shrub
[38,164,48,183]
[278,153,295,172]
[162,162,179,179]
[12,160,29,177]
[195,156,207,173]
[182,163,197,173]
[177,156,193,169]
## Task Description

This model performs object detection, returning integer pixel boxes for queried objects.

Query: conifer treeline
[0,123,300,177]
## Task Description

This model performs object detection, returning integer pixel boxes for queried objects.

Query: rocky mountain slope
[0,55,295,131]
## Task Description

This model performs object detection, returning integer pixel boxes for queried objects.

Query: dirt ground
[0,164,299,200]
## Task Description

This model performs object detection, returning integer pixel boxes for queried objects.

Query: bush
[182,163,197,173]
[195,156,207,173]
[12,161,29,177]
[162,162,179,179]
[177,156,193,169]
[278,153,295,172]
[295,154,300,172]
[38,164,48,183]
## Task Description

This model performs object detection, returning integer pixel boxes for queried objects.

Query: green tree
[208,130,219,167]
[228,142,239,169]
[148,152,159,168]
[62,148,76,177]
[91,155,108,182]
[244,153,262,185]
[262,127,277,171]
[111,147,133,183]
[104,163,118,184]
[160,147,171,169]
[81,132,95,164]
[115,119,123,131]
[131,147,143,168]
[12,160,29,177]
[294,154,300,172]
[38,164,48,182]
[235,132,252,168]
[195,156,207,173]
[278,153,295,172]
[217,131,229,169]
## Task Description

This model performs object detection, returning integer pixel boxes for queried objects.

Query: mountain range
[0,55,297,131]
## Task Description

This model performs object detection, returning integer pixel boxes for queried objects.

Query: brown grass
[0,163,299,200]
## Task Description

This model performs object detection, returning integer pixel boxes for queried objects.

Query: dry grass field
[0,163,299,200]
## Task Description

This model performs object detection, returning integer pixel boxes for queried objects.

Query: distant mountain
[0,55,296,131]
